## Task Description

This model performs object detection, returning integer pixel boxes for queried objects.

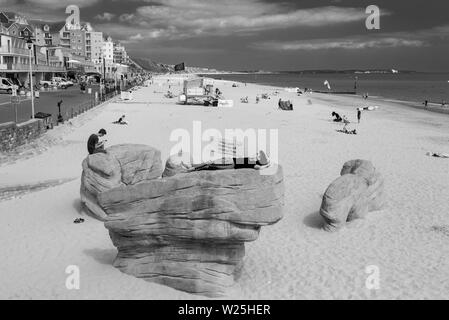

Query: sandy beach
[1,75,448,300]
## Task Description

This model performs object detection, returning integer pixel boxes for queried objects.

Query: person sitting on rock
[87,129,107,155]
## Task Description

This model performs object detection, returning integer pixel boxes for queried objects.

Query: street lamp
[26,39,35,119]
[112,66,117,94]
[99,54,106,82]
[99,56,105,100]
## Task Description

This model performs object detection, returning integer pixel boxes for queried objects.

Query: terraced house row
[0,11,129,88]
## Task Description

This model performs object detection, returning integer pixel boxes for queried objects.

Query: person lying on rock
[87,129,107,155]
[188,151,272,172]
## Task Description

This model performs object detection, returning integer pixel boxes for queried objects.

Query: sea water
[205,72,449,106]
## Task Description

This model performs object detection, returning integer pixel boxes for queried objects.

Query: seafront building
[0,10,130,85]
[113,42,129,65]
[0,23,66,85]
[86,29,103,64]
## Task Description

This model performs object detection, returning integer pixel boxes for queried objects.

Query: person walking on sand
[357,109,362,124]
[87,129,107,155]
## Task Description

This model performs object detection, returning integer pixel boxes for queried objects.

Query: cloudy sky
[1,0,448,71]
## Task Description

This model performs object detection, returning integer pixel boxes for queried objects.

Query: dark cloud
[1,0,448,71]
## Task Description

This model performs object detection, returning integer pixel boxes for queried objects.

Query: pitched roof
[18,25,33,32]
[2,12,18,20]
[29,20,66,33]
[7,22,19,30]
[3,21,14,29]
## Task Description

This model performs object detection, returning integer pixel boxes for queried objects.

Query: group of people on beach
[331,109,363,135]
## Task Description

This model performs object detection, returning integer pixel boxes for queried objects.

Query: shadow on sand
[84,248,117,265]
[72,199,84,214]
[303,211,325,230]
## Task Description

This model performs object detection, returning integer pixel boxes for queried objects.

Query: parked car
[0,77,14,94]
[40,78,69,89]
[53,77,74,87]
[39,79,58,89]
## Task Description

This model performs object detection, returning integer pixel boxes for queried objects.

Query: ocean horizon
[203,72,449,107]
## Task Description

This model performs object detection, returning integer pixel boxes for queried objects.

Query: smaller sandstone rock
[320,160,385,231]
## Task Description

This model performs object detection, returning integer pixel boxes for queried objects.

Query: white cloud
[26,0,98,9]
[129,33,143,41]
[252,24,449,51]
[113,1,372,41]
[119,14,136,22]
[254,38,427,51]
[0,0,99,20]
[95,12,115,21]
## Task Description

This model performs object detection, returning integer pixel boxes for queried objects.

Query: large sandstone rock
[81,144,284,297]
[80,144,163,220]
[320,160,385,232]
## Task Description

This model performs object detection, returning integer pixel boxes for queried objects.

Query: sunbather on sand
[337,128,357,135]
[165,91,175,98]
[241,96,249,103]
[426,152,449,158]
[113,115,128,125]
